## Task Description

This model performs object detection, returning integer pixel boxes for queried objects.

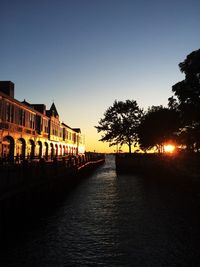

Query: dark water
[1,155,200,266]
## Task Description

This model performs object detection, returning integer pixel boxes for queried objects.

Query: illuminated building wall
[0,81,85,160]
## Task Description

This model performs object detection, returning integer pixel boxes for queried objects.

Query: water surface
[1,155,200,266]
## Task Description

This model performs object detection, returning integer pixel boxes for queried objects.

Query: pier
[0,152,105,238]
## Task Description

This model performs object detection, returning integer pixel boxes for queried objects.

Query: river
[1,155,200,266]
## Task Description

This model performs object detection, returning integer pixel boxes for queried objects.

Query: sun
[164,144,175,153]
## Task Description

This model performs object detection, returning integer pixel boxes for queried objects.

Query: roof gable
[47,102,59,117]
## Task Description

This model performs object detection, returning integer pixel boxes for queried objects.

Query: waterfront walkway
[0,152,105,198]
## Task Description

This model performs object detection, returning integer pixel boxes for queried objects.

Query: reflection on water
[1,155,200,266]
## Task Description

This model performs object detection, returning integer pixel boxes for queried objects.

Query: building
[0,81,85,161]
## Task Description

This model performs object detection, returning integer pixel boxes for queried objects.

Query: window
[6,103,11,122]
[29,113,35,129]
[43,119,49,133]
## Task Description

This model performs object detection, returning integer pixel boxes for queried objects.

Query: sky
[1,0,200,153]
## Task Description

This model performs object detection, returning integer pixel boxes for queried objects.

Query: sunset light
[1,0,200,265]
[164,144,175,153]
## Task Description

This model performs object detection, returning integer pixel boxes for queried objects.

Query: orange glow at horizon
[164,144,175,153]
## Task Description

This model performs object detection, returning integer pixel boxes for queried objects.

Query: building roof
[47,102,59,117]
[73,128,81,133]
[21,99,31,107]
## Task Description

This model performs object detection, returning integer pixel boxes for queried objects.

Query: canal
[1,155,200,266]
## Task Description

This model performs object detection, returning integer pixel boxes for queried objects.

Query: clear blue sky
[1,0,200,152]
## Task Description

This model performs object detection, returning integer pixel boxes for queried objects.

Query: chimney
[0,81,15,98]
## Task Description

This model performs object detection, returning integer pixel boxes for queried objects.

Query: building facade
[0,81,85,161]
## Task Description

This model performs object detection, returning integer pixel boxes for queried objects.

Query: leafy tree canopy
[179,49,200,79]
[170,49,200,151]
[137,106,180,152]
[95,100,143,153]
[172,49,200,125]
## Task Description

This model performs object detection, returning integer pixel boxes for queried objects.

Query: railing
[0,152,105,198]
[0,122,36,135]
[0,152,104,167]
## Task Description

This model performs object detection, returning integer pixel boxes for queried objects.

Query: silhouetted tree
[95,100,143,153]
[137,106,180,152]
[170,49,200,151]
[168,96,178,110]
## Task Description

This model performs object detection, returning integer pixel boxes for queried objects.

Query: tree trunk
[128,141,132,154]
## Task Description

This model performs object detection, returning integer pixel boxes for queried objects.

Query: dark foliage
[95,100,143,153]
[137,106,180,152]
[170,48,200,151]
